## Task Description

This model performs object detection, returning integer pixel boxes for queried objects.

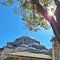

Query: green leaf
[7,0,13,6]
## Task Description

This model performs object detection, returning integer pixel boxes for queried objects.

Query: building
[0,36,52,60]
[2,52,52,60]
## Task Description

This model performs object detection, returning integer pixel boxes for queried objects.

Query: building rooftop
[9,52,52,59]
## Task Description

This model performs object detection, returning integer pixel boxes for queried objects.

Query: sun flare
[48,10,56,20]
[48,11,54,17]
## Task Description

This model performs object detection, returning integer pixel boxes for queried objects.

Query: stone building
[0,36,52,60]
[2,52,52,60]
[51,37,60,60]
[0,48,4,56]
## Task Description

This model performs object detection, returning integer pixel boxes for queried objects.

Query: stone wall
[0,47,14,58]
[51,37,60,60]
[0,36,49,58]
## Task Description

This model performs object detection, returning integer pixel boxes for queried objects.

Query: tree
[0,0,60,42]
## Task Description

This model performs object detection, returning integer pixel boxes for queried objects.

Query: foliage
[0,0,56,31]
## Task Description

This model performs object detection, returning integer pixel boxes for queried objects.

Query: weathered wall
[51,37,60,60]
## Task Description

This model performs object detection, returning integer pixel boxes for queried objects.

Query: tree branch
[32,0,60,42]
[54,0,59,2]
[32,0,53,22]
[50,17,60,42]
[54,0,59,6]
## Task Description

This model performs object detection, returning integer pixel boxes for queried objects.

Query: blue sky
[0,5,54,49]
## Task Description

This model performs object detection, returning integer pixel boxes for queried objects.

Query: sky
[0,5,54,49]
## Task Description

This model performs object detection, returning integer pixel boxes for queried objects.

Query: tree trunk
[33,0,60,42]
[33,0,60,60]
